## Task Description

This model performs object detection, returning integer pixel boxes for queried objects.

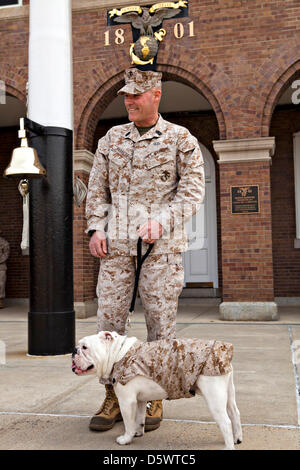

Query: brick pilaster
[213,138,278,320]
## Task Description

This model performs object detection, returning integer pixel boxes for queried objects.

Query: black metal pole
[25,118,75,355]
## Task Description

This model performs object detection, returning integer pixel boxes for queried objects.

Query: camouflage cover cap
[117,68,162,95]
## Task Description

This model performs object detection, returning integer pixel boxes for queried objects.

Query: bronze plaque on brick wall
[231,185,259,214]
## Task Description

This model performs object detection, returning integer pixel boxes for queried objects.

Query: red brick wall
[270,106,300,297]
[219,161,274,302]
[0,126,29,298]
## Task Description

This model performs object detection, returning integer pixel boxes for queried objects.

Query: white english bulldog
[72,331,242,450]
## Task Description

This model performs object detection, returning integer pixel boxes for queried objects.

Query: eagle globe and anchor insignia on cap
[108,1,188,66]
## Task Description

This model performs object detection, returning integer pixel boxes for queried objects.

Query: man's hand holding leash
[137,219,163,244]
[89,220,163,258]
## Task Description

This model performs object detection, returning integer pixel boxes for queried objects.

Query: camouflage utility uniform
[86,70,205,342]
[109,338,233,400]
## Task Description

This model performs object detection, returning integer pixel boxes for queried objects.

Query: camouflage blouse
[85,115,205,256]
[109,338,233,400]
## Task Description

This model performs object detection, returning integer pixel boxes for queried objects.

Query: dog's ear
[103,331,113,341]
[97,331,114,342]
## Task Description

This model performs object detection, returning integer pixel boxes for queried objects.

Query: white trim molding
[73,149,94,173]
[293,132,300,244]
[72,0,153,13]
[213,137,276,164]
[0,0,153,20]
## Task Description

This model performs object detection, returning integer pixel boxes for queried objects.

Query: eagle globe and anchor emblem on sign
[108,1,188,66]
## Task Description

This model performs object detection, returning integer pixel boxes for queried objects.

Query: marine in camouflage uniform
[0,233,10,308]
[85,67,205,431]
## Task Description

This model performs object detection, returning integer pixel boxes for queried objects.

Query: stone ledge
[0,1,152,21]
[74,300,97,319]
[180,287,220,298]
[0,5,28,21]
[294,238,300,249]
[213,137,276,164]
[74,149,94,174]
[219,301,279,321]
[275,297,300,306]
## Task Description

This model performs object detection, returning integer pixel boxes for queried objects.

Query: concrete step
[180,287,220,298]
[178,297,221,306]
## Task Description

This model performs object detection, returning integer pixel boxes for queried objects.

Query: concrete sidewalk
[0,301,300,450]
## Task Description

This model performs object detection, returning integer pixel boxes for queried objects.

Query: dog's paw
[116,434,132,445]
[234,430,243,444]
[134,430,144,437]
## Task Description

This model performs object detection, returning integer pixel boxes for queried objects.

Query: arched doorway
[267,69,300,302]
[183,142,218,289]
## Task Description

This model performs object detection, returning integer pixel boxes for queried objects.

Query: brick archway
[248,36,300,137]
[157,63,226,139]
[76,64,225,151]
[0,63,27,104]
[262,60,300,136]
[5,85,26,104]
[76,70,124,151]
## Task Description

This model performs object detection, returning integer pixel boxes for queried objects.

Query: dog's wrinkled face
[72,336,96,376]
[72,331,117,376]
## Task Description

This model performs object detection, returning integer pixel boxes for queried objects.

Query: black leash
[129,237,154,314]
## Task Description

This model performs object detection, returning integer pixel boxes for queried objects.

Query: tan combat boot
[145,400,163,432]
[89,384,122,431]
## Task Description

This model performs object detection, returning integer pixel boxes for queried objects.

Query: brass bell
[3,118,46,178]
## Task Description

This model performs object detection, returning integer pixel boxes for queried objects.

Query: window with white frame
[0,1,22,8]
[293,131,300,246]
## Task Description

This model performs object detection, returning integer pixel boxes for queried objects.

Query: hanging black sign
[0,1,19,6]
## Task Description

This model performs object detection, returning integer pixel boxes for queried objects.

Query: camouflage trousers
[96,253,184,342]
